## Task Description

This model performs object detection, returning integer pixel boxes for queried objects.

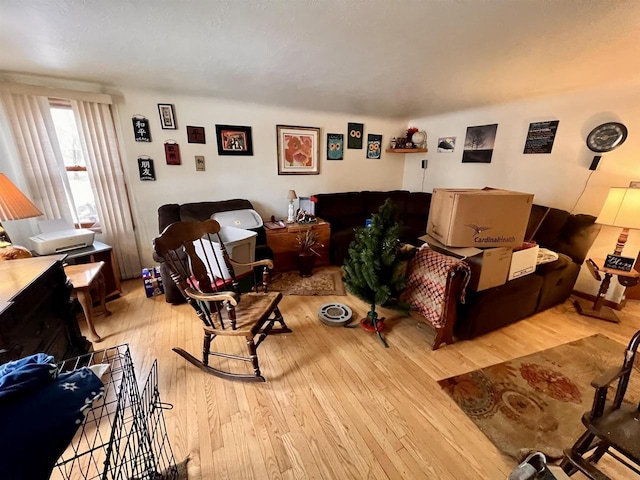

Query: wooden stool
[64,261,111,342]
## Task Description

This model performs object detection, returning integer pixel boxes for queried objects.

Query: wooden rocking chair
[561,329,640,479]
[153,219,291,382]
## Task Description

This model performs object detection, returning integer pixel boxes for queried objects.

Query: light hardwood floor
[89,279,640,479]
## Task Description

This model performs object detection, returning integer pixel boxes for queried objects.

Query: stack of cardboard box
[420,188,538,291]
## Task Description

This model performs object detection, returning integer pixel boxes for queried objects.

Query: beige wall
[114,88,408,266]
[403,80,640,301]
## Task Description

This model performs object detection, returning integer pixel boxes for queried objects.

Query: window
[49,100,100,230]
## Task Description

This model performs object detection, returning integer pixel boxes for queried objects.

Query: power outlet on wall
[630,181,640,189]
[421,159,428,169]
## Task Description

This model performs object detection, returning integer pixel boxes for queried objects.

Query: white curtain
[71,100,141,279]
[0,92,74,224]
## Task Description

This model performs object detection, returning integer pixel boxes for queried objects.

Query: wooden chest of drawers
[265,219,331,272]
[0,256,91,364]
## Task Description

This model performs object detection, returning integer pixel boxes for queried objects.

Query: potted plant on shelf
[296,228,323,277]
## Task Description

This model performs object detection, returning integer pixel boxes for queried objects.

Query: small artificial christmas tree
[342,198,407,347]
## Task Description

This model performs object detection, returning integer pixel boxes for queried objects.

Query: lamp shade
[595,187,640,230]
[0,173,42,221]
[287,189,298,200]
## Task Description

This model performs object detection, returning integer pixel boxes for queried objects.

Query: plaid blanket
[401,246,470,328]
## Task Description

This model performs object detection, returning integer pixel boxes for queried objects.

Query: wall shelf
[386,148,427,153]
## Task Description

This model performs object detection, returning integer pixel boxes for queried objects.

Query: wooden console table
[265,219,331,272]
[0,256,91,363]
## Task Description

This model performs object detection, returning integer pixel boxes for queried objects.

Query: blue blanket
[0,354,104,480]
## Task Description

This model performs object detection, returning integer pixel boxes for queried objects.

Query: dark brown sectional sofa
[313,190,601,339]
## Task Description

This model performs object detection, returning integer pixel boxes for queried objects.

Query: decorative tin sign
[164,141,181,165]
[604,254,634,272]
[347,122,364,149]
[138,157,156,181]
[132,116,151,142]
[327,133,343,160]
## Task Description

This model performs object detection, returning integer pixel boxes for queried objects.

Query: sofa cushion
[179,199,253,222]
[525,204,551,240]
[158,203,181,232]
[314,192,365,231]
[403,192,432,243]
[362,190,409,218]
[456,273,544,339]
[553,214,600,264]
[533,208,570,248]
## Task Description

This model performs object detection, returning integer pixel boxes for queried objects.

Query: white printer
[30,228,96,255]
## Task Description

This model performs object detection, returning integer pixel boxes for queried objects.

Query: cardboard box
[427,188,534,248]
[420,234,512,291]
[508,243,539,281]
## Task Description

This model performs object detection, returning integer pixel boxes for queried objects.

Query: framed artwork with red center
[215,124,253,156]
[276,125,320,175]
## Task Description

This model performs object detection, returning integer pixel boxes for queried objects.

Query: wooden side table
[63,241,122,299]
[574,257,640,323]
[65,261,112,342]
[265,218,331,271]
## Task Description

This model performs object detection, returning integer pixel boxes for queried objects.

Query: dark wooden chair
[561,329,640,479]
[153,219,291,382]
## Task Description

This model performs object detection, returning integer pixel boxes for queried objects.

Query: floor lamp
[574,187,640,322]
[0,173,43,261]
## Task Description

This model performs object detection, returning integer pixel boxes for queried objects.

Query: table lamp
[574,187,640,322]
[595,187,640,256]
[0,173,43,261]
[287,189,297,223]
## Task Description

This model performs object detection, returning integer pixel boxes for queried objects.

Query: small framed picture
[215,125,253,156]
[158,104,177,130]
[276,125,320,175]
[187,126,206,144]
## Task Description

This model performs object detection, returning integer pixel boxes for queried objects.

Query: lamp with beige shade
[574,187,640,322]
[0,173,43,261]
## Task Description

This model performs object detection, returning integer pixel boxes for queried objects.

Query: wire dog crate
[52,345,178,480]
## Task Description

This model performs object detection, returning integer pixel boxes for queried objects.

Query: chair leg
[561,430,596,476]
[246,336,262,379]
[203,332,213,366]
[271,307,292,334]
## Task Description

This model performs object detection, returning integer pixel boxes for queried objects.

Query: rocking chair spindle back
[154,219,292,382]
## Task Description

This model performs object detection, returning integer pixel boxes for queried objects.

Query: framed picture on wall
[276,125,321,175]
[187,126,206,144]
[215,125,253,156]
[157,104,177,129]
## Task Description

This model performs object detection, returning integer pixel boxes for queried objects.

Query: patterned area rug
[269,268,346,296]
[438,334,639,460]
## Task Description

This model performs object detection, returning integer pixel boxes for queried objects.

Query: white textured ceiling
[1,0,639,118]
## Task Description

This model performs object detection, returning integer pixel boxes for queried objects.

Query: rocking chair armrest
[591,365,625,389]
[185,288,238,306]
[228,258,274,270]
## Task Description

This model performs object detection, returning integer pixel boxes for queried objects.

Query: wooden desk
[0,256,91,363]
[265,219,331,272]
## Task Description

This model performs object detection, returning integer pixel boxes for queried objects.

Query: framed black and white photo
[158,104,177,129]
